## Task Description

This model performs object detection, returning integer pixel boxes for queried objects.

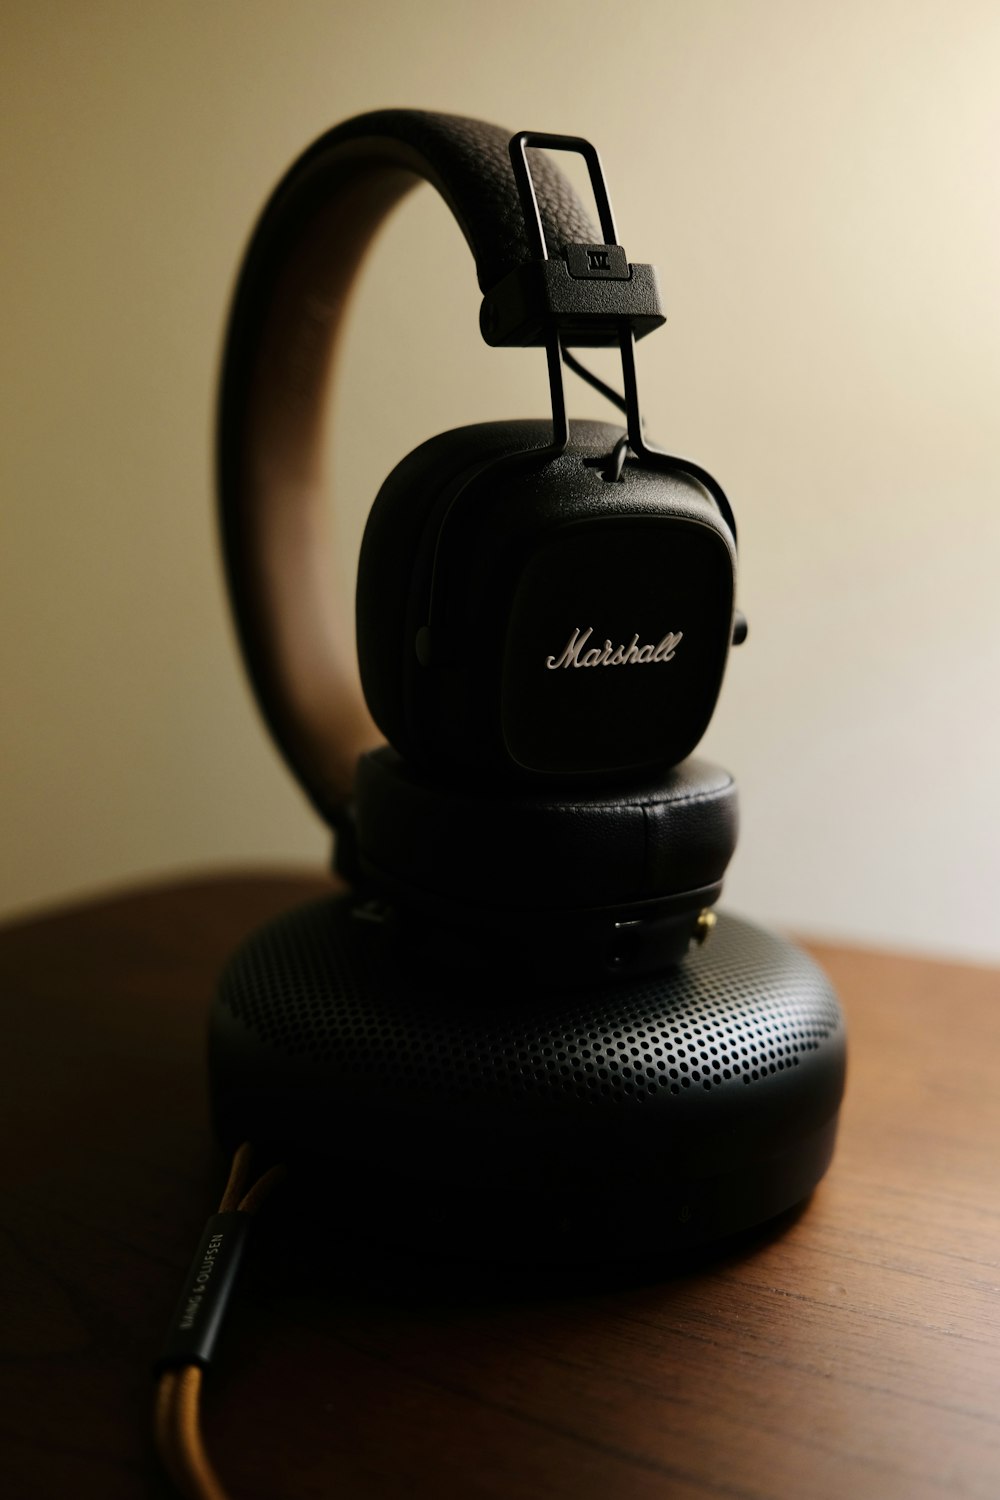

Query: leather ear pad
[356,418,629,757]
[351,748,738,911]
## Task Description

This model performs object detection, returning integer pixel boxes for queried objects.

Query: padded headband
[217,109,599,826]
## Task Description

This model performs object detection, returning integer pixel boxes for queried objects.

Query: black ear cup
[356,419,737,782]
[338,748,738,983]
[353,413,739,975]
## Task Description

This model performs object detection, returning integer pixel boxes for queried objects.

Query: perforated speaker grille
[218,899,842,1110]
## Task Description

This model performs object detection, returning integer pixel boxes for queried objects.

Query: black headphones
[152,118,845,1493]
[218,109,744,985]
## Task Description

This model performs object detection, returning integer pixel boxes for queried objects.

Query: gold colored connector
[693,909,717,946]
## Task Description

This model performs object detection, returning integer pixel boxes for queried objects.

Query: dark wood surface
[1,873,998,1499]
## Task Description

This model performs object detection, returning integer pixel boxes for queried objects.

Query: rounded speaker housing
[210,898,846,1262]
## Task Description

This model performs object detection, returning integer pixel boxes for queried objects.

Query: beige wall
[3,0,999,960]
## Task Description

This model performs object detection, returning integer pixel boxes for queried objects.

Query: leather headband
[217,109,597,826]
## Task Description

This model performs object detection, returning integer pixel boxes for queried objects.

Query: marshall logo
[545,626,683,670]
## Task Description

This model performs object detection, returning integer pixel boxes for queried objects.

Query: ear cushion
[356,418,629,759]
[351,747,738,911]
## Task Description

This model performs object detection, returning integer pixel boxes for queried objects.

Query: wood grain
[0,874,997,1499]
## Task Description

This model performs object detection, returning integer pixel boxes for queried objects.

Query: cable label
[156,1212,252,1370]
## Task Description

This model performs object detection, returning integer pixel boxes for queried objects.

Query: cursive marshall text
[545,626,683,670]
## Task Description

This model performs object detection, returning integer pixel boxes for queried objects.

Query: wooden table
[1,873,997,1499]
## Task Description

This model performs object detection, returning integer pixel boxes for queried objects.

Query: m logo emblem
[565,243,629,280]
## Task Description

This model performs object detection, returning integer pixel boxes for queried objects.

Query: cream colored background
[2,0,999,959]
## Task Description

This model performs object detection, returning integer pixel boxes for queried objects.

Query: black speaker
[210,900,845,1261]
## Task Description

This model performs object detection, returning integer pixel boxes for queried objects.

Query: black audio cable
[154,1144,285,1500]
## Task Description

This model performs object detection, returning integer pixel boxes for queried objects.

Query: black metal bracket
[480,131,663,463]
[483,133,737,546]
[480,132,666,351]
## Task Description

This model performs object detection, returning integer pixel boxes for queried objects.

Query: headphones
[218,109,744,985]
[154,118,846,1497]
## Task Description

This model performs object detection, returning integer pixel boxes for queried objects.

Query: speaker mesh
[218,899,842,1108]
